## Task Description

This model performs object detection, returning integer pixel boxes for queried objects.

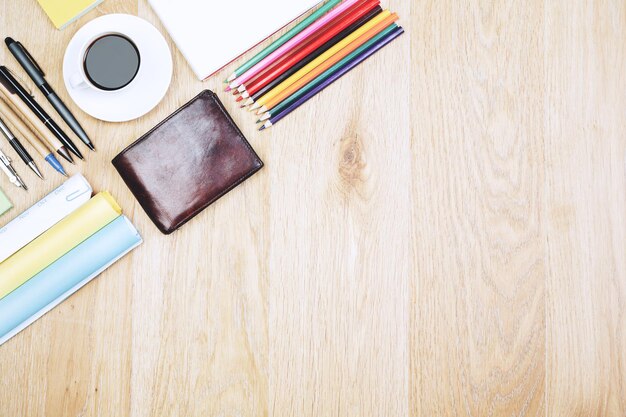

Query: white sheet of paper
[0,174,92,263]
[148,0,322,80]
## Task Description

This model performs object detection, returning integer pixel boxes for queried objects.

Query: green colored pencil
[224,0,342,83]
[256,24,398,121]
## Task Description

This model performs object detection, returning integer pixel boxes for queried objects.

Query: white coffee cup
[69,32,141,92]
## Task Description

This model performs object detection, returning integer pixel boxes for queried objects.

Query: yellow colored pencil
[252,10,393,109]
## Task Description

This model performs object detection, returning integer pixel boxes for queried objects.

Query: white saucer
[63,14,173,122]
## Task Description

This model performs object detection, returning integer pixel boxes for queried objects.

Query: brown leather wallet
[112,90,263,234]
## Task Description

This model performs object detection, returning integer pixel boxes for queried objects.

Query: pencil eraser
[0,188,12,216]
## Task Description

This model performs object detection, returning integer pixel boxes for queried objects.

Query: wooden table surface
[1,1,625,416]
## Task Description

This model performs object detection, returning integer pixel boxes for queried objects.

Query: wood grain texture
[0,1,624,416]
[410,0,546,415]
[544,1,626,415]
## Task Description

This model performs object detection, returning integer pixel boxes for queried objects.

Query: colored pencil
[229,1,370,93]
[259,26,404,130]
[241,3,381,101]
[249,7,385,104]
[252,11,397,110]
[258,24,398,120]
[239,0,378,97]
[224,0,342,83]
[241,7,382,108]
[229,0,362,89]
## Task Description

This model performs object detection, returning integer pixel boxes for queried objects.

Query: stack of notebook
[223,0,404,130]
[0,174,142,346]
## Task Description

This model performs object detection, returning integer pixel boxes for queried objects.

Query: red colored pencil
[240,0,380,98]
[239,0,376,95]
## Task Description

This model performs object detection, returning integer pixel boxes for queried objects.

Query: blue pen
[44,152,67,177]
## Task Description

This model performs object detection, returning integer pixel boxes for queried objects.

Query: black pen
[0,66,83,160]
[5,38,95,152]
[0,115,43,179]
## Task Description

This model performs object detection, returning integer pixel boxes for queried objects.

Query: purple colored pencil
[259,26,405,131]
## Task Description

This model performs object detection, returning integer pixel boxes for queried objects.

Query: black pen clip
[0,68,16,94]
[0,66,33,96]
[16,42,45,77]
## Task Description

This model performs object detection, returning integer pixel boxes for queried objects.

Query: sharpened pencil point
[236,96,243,102]
[250,102,261,111]
[226,74,236,83]
[259,125,265,131]
[224,86,232,92]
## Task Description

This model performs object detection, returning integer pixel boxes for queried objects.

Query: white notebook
[148,0,322,80]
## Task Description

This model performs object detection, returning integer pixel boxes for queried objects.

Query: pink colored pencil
[229,0,361,89]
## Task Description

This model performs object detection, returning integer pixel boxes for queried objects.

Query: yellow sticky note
[36,0,104,30]
[0,192,121,298]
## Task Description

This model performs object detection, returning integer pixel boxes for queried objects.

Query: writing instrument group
[0,38,96,191]
[224,0,404,130]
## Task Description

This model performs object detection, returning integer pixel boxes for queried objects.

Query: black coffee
[83,34,140,91]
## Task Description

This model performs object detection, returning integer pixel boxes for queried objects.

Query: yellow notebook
[36,0,104,30]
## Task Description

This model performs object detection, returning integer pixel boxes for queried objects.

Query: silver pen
[0,116,43,179]
[0,148,27,190]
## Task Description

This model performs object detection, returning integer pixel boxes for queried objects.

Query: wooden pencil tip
[229,82,241,90]
[224,86,232,92]
[227,74,237,83]
[259,125,266,131]
[236,96,243,102]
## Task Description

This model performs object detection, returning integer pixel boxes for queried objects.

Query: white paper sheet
[0,174,92,263]
[148,0,322,79]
